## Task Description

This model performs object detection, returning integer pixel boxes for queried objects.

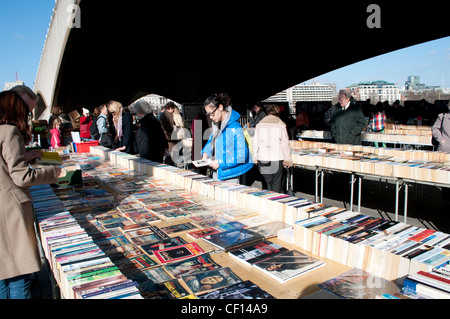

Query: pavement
[30,166,450,299]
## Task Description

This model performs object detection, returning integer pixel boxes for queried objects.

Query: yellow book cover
[37,151,63,165]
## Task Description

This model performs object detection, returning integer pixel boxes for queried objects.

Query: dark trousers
[258,160,284,193]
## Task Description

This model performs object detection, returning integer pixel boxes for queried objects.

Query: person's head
[375,102,384,113]
[0,90,32,143]
[51,105,63,116]
[107,100,122,116]
[99,104,108,115]
[132,100,153,118]
[253,102,263,114]
[53,117,63,130]
[338,89,352,108]
[203,93,232,123]
[10,85,37,113]
[267,105,281,117]
[164,102,176,113]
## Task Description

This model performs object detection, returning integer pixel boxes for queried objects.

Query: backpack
[90,117,100,140]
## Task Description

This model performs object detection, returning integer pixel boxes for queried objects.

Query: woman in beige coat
[0,90,60,299]
[253,105,293,193]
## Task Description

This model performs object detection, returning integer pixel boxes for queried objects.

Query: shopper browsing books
[107,100,137,154]
[97,104,114,149]
[201,93,253,183]
[253,105,293,192]
[0,90,61,299]
[131,100,168,163]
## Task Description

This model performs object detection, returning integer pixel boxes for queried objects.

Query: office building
[347,80,401,104]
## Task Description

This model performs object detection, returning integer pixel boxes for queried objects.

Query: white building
[3,80,24,91]
[264,82,335,112]
[347,80,401,104]
[130,93,181,113]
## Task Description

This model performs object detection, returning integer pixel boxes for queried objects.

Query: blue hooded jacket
[202,108,253,180]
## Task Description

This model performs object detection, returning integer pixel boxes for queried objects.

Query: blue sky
[308,36,450,90]
[0,1,449,93]
[0,0,54,89]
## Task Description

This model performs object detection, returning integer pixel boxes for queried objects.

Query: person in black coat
[330,90,367,145]
[132,100,168,163]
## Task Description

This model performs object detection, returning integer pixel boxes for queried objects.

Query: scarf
[115,109,123,139]
[210,106,232,159]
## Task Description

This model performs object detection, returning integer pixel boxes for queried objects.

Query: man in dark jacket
[132,100,168,163]
[330,90,367,145]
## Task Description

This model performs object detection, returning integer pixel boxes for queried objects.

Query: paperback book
[228,240,289,266]
[153,242,205,264]
[254,250,325,283]
[202,228,265,251]
[181,267,242,295]
[197,280,275,299]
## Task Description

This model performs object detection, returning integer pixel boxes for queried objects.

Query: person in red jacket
[79,108,92,139]
[50,117,64,148]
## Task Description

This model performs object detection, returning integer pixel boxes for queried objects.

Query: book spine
[403,278,450,299]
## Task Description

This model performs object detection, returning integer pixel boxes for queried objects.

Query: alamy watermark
[366,4,381,29]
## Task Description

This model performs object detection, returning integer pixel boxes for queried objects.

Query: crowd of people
[1,83,449,299]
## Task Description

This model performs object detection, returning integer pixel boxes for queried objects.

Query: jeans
[0,274,32,299]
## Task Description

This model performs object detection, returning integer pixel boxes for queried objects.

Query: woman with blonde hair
[107,100,136,154]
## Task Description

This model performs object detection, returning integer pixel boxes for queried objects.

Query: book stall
[31,145,450,300]
[289,140,450,223]
[298,125,434,147]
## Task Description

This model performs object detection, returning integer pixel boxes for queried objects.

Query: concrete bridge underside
[34,1,449,119]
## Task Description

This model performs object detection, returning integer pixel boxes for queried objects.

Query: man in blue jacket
[201,93,253,182]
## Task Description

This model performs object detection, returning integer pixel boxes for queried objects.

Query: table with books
[289,140,450,223]
[30,146,450,300]
[297,126,434,148]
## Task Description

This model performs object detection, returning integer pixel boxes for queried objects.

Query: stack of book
[36,144,450,299]
[298,126,433,146]
[292,205,450,281]
[31,184,143,299]
[289,141,450,184]
[401,263,450,299]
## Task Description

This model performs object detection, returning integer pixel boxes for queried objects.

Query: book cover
[254,250,325,283]
[181,267,242,295]
[140,237,187,256]
[203,228,265,251]
[163,253,222,277]
[197,280,275,299]
[228,240,288,266]
[160,222,198,235]
[153,242,205,264]
[160,279,190,299]
[318,267,401,299]
[187,227,221,240]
